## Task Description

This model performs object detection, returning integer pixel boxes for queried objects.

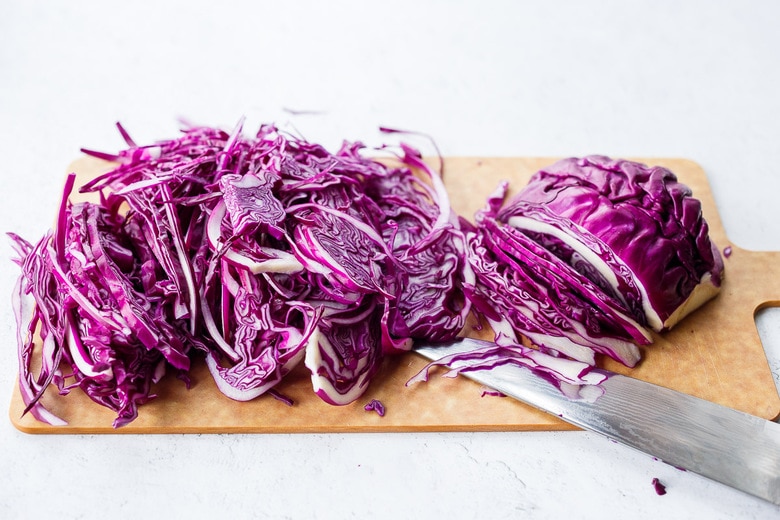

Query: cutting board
[9,156,780,434]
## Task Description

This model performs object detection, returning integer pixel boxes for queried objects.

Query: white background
[2,1,780,518]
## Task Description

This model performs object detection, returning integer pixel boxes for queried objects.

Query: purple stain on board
[652,478,667,496]
[723,246,732,258]
[364,399,386,417]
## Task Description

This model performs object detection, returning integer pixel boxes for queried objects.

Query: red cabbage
[11,124,724,428]
[363,399,386,416]
[652,477,668,496]
[413,156,723,394]
[10,121,472,426]
[501,156,724,331]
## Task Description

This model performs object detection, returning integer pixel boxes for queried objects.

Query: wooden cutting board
[9,156,780,434]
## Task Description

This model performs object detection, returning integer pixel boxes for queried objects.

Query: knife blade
[414,337,780,505]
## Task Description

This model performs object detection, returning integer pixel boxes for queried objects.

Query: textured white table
[2,2,779,518]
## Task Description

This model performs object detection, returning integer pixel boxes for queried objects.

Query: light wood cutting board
[9,156,780,434]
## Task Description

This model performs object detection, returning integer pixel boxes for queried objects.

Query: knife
[414,337,780,506]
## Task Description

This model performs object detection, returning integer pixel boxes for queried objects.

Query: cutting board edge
[9,419,581,435]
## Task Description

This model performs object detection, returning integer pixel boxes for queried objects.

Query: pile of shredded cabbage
[10,121,472,427]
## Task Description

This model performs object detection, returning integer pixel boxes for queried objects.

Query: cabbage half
[501,155,724,332]
[443,156,724,391]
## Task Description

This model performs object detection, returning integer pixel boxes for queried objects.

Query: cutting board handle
[735,247,780,312]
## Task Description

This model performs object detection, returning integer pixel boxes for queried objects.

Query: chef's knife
[414,337,780,506]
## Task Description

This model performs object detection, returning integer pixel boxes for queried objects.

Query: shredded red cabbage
[10,120,472,426]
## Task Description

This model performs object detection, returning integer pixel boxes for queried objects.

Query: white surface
[1,1,780,518]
